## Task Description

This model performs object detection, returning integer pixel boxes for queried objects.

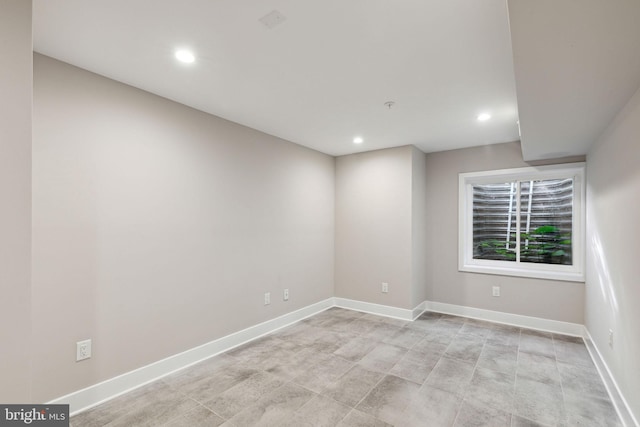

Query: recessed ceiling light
[175,50,195,64]
[353,137,364,144]
[477,113,491,122]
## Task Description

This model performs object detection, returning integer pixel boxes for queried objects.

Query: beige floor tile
[322,365,384,407]
[465,367,515,413]
[163,405,225,427]
[292,354,354,393]
[357,343,407,374]
[71,309,621,427]
[227,382,315,427]
[389,349,439,384]
[425,356,475,396]
[453,399,511,427]
[203,371,285,419]
[355,375,420,425]
[514,377,564,426]
[285,395,351,427]
[401,385,462,427]
[336,409,392,427]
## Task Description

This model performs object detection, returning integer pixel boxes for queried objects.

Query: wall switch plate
[382,282,389,293]
[283,289,289,301]
[76,339,92,362]
[264,292,271,305]
[492,286,501,297]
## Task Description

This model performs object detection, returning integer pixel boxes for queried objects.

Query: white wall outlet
[609,329,614,348]
[76,339,92,362]
[382,282,389,293]
[264,292,271,305]
[283,289,289,301]
[492,286,501,297]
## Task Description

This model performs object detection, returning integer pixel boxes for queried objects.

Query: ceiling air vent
[259,10,287,29]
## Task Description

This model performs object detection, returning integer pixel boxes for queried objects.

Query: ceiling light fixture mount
[259,10,287,29]
[477,113,491,122]
[353,136,364,144]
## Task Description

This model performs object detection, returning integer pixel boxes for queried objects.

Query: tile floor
[71,308,622,426]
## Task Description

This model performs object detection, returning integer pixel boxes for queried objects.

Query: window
[459,163,585,282]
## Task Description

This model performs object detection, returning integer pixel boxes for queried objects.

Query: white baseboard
[583,328,638,427]
[50,297,424,415]
[334,297,424,321]
[50,297,604,419]
[424,301,584,336]
[49,298,334,415]
[412,301,428,320]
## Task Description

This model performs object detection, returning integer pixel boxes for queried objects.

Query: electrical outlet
[283,289,289,301]
[264,292,271,305]
[492,286,501,297]
[609,329,614,348]
[76,339,92,362]
[382,282,389,293]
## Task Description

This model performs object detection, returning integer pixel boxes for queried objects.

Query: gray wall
[411,147,429,308]
[0,0,32,403]
[335,146,429,311]
[586,83,640,421]
[424,142,585,323]
[32,54,335,402]
[335,146,413,309]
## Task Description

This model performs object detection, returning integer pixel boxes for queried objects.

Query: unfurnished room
[1,0,639,426]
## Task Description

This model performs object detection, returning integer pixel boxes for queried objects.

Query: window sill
[459,263,585,283]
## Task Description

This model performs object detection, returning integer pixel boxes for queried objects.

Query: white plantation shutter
[471,179,574,265]
[519,179,573,265]
[472,182,518,261]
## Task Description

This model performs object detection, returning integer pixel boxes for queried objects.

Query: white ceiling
[508,0,640,161]
[33,1,640,160]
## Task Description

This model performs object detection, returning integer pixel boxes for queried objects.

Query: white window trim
[458,163,585,282]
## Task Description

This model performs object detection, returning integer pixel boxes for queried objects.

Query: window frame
[458,163,585,282]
